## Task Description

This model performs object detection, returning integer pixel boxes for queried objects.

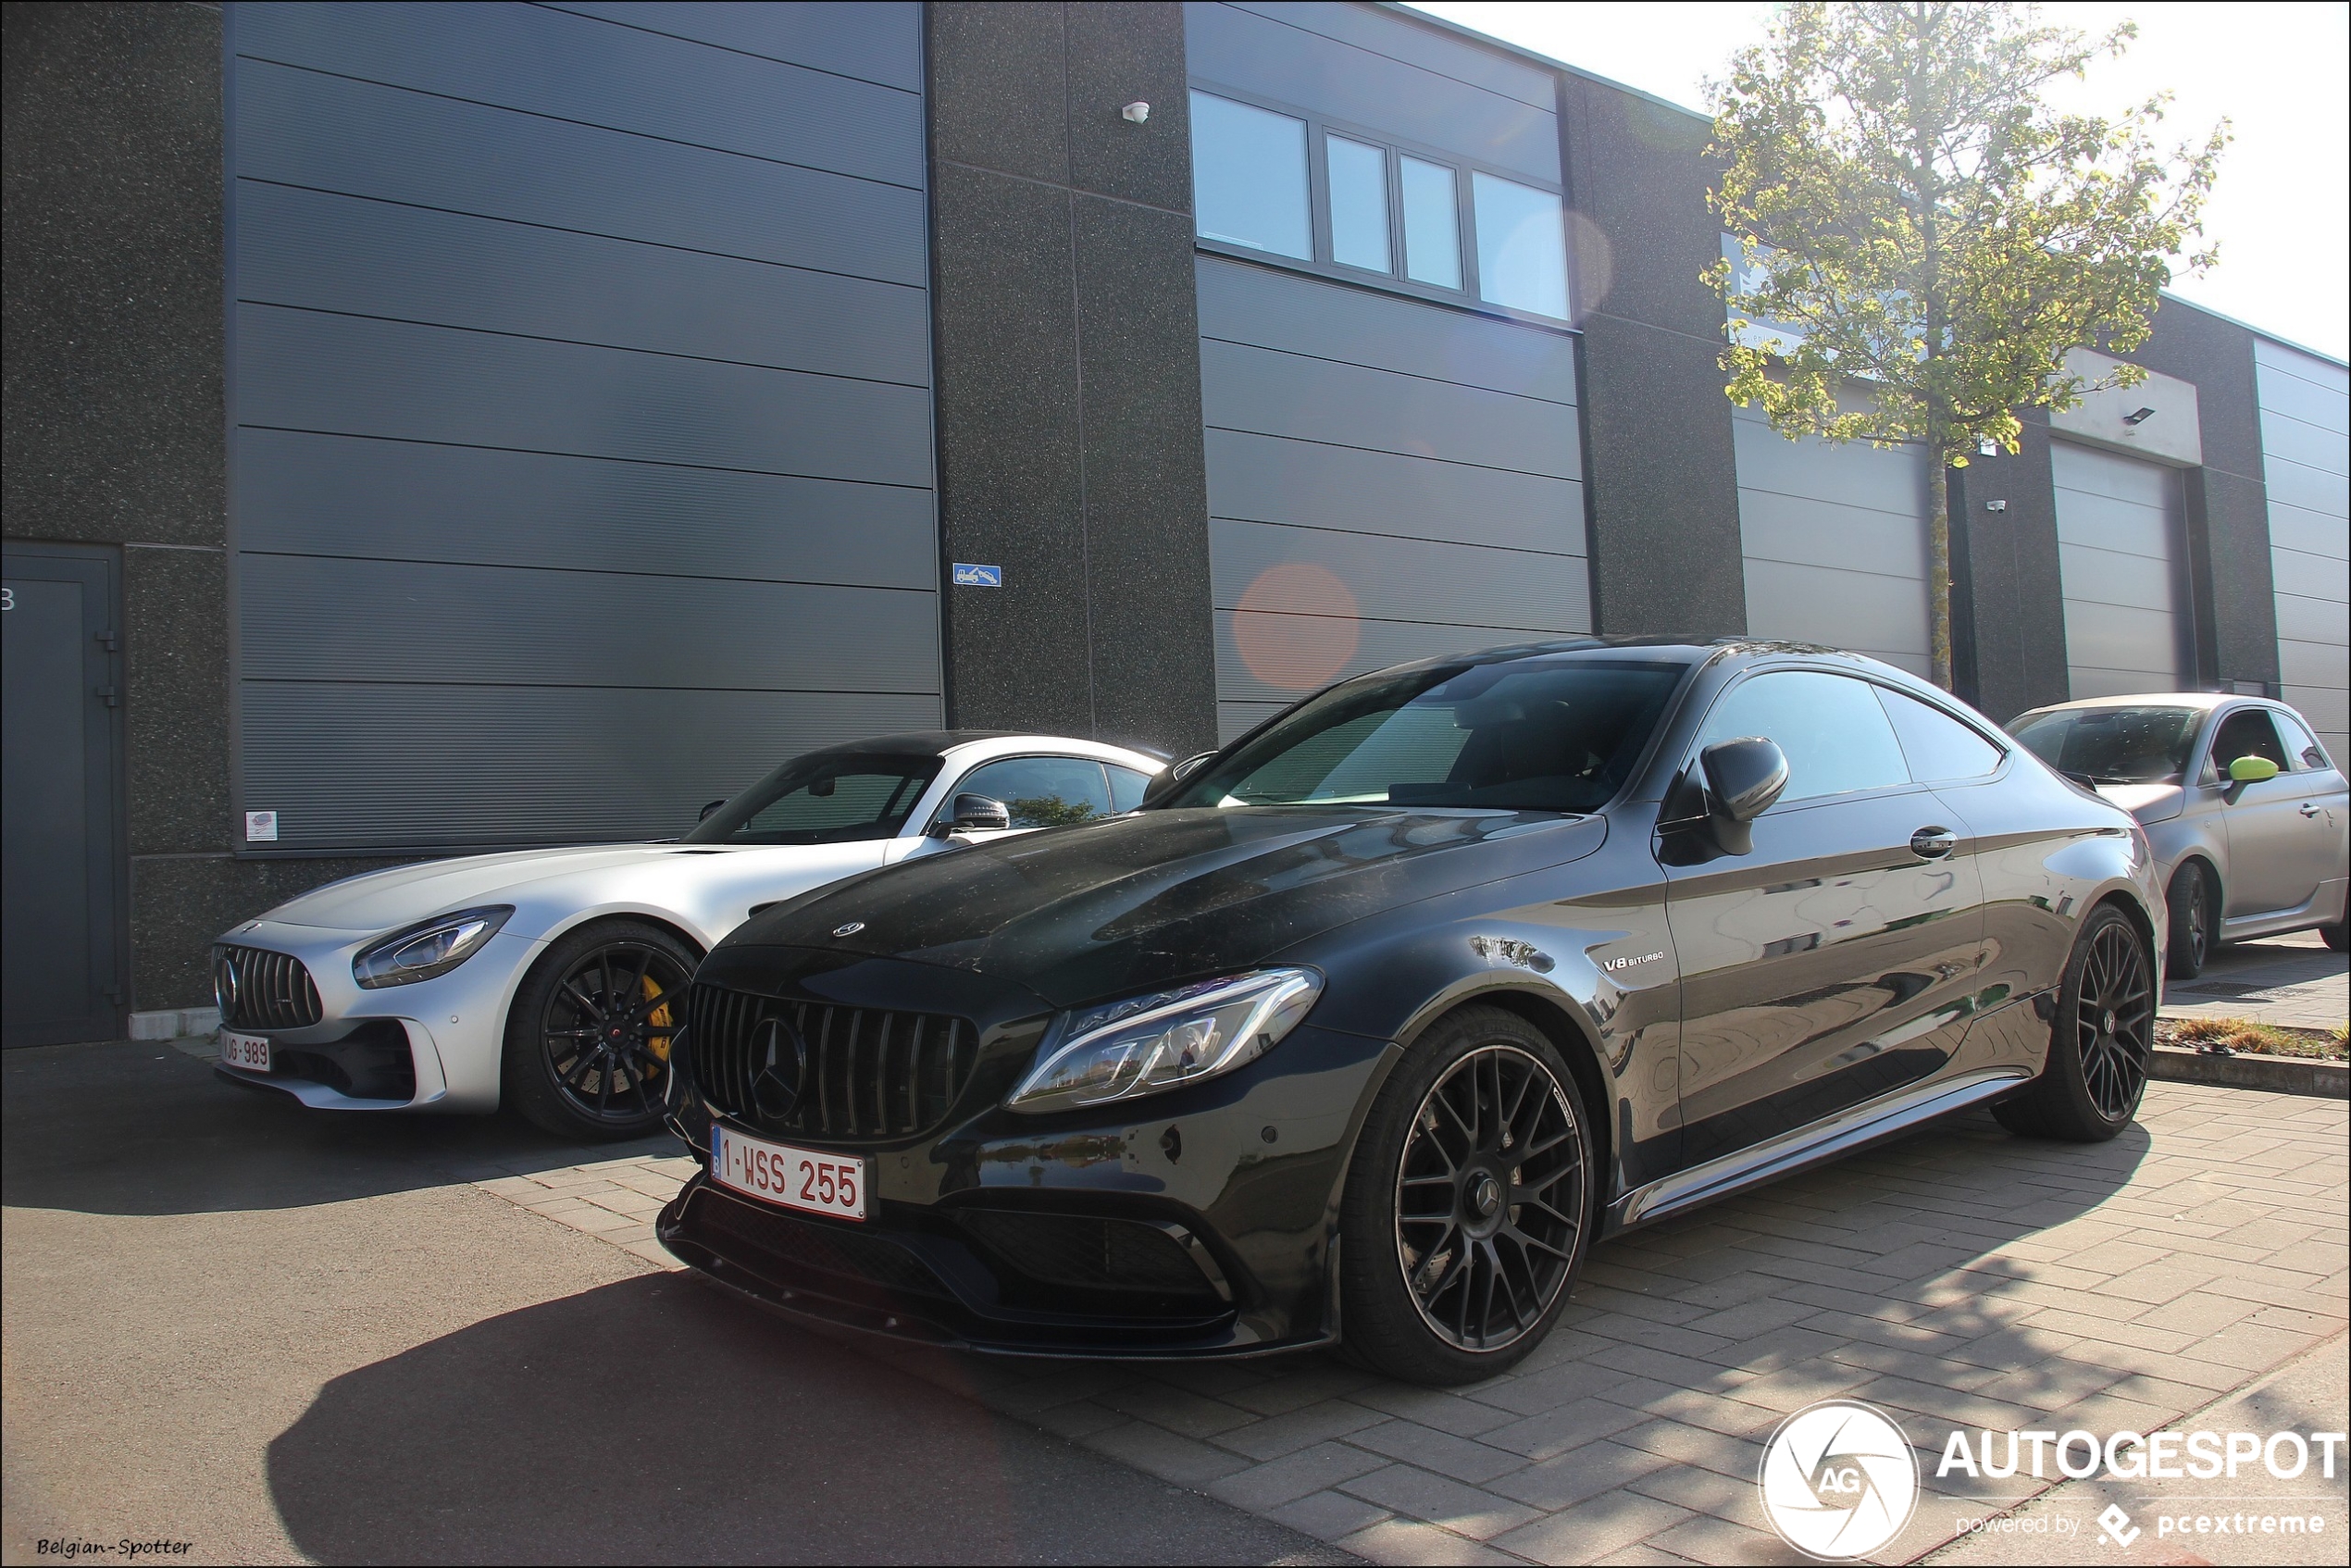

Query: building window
[1473,172,1568,319]
[1188,88,1570,323]
[1190,89,1311,259]
[1326,135,1391,274]
[1399,156,1462,290]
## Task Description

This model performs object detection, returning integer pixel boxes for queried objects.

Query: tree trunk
[1928,456,1954,691]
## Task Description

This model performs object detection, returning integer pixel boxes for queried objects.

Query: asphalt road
[1,1041,1348,1565]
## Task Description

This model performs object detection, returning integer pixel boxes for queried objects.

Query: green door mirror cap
[2227,754,2281,783]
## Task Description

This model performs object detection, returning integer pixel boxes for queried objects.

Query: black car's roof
[1356,635,1847,680]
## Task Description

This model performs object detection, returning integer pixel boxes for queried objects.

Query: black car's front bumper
[656,946,1396,1357]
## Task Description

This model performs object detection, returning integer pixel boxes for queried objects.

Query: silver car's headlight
[353,905,513,989]
[1007,968,1321,1114]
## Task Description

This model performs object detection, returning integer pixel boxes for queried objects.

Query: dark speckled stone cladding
[928,1,1218,756]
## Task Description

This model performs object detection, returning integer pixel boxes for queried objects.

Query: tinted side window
[1698,671,1909,803]
[950,757,1113,828]
[2210,709,2289,772]
[1107,765,1155,813]
[2270,711,2332,772]
[1877,688,2003,782]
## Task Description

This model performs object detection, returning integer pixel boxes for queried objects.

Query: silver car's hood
[260,843,749,931]
[2095,782,2185,825]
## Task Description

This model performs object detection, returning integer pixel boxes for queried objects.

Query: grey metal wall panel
[1197,261,1590,714]
[235,305,933,486]
[2257,338,2350,762]
[1225,2,1555,107]
[1204,429,1582,554]
[230,3,938,853]
[235,59,927,285]
[236,2,923,187]
[238,430,937,590]
[240,556,938,692]
[545,2,924,91]
[2051,441,2187,696]
[243,687,942,851]
[1213,608,1523,705]
[1186,2,1559,182]
[1196,255,1577,402]
[1200,337,1580,479]
[1210,519,1588,633]
[236,182,931,386]
[1732,404,1931,673]
[1219,700,1289,744]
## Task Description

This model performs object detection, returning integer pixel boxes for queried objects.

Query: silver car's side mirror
[937,792,1010,837]
[1700,737,1790,855]
[698,799,726,822]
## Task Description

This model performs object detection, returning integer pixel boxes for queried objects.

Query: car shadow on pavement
[2,1039,679,1216]
[265,1270,1346,1566]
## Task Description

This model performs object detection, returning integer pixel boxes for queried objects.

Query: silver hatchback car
[2008,694,2348,977]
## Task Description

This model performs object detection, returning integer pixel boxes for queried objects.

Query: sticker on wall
[951,563,1002,587]
[244,811,280,843]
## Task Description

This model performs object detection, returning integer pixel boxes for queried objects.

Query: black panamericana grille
[213,945,324,1030]
[687,984,980,1140]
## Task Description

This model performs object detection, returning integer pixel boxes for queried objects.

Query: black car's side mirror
[1700,737,1789,855]
[698,799,726,822]
[930,793,1011,838]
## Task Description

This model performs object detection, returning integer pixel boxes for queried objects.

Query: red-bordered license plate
[220,1030,271,1071]
[711,1124,867,1222]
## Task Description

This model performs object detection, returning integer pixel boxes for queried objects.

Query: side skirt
[1607,1066,2032,1232]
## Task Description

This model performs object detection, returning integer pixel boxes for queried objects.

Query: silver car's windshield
[2009,706,2201,784]
[1161,659,1686,814]
[686,753,942,845]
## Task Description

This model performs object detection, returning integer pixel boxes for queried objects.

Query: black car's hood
[725,806,1607,1006]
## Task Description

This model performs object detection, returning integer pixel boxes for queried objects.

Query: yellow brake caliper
[641,973,674,1063]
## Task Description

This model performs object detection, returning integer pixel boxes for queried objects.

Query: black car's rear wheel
[1995,904,2154,1142]
[503,920,695,1140]
[1340,1005,1594,1385]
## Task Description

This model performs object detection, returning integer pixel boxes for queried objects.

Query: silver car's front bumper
[210,920,542,1113]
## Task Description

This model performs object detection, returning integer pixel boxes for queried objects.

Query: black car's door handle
[1910,827,1958,859]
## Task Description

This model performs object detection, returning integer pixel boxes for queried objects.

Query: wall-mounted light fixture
[1984,500,2008,513]
[2121,406,2157,425]
[1121,102,1150,123]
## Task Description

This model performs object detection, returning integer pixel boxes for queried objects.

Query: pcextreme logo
[1758,1399,1920,1560]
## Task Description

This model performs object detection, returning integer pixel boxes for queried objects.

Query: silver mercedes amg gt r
[209,732,1163,1138]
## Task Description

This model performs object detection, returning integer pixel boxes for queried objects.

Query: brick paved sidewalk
[485,1081,2348,1567]
[2163,931,2348,1033]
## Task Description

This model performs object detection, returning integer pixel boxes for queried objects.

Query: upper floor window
[1188,87,1570,323]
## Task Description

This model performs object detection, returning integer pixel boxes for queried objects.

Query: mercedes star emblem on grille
[748,1015,807,1123]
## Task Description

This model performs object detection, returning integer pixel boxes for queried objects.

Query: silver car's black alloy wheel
[2074,919,2153,1122]
[540,941,690,1125]
[1394,1044,1586,1352]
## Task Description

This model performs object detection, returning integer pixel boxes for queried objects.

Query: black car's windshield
[1163,659,1686,814]
[685,752,941,845]
[2009,706,2202,784]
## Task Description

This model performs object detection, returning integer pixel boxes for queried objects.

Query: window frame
[1673,664,2013,815]
[1188,79,1576,332]
[927,753,1120,831]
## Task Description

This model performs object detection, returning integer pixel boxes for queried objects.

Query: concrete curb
[2150,1042,2349,1099]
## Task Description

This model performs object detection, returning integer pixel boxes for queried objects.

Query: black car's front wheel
[1339,1005,1596,1385]
[503,919,696,1141]
[1995,903,2154,1142]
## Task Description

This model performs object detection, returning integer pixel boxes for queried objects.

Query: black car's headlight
[1007,968,1322,1114]
[353,905,513,989]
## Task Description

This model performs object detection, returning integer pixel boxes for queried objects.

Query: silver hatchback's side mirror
[936,792,1010,837]
[1700,737,1790,855]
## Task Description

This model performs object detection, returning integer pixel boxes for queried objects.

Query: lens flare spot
[1233,563,1360,691]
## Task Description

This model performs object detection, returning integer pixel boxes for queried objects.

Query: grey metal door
[2051,442,2192,699]
[3,543,127,1046]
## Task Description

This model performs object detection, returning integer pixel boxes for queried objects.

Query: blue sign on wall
[951,563,1002,587]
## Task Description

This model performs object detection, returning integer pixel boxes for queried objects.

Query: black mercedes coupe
[656,640,2165,1385]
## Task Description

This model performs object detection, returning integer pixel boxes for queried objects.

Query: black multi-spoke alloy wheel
[503,920,696,1140]
[2164,862,2213,980]
[1339,1006,1595,1385]
[1995,904,2154,1142]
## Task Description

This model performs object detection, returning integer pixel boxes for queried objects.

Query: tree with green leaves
[1706,2,2224,689]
